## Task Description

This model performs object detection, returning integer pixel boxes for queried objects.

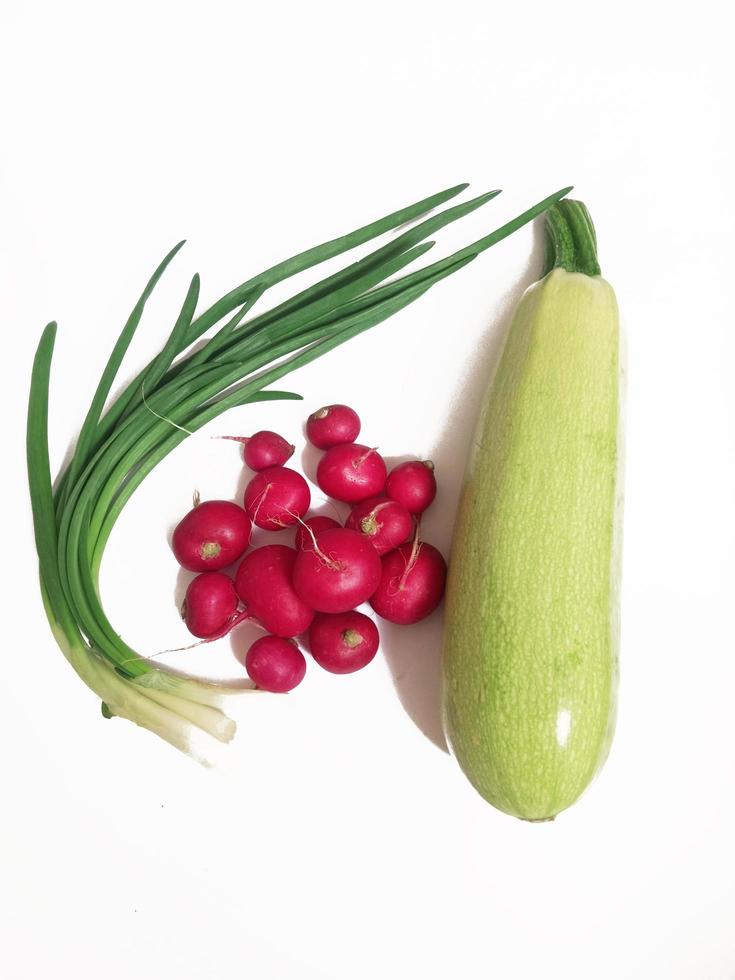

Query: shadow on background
[379,225,547,751]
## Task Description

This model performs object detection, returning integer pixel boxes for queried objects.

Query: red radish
[234,430,296,470]
[245,635,306,693]
[244,466,310,530]
[292,527,382,613]
[181,572,240,638]
[235,545,314,636]
[316,443,387,503]
[346,495,413,556]
[369,539,447,624]
[295,515,341,550]
[385,460,437,514]
[308,611,379,674]
[172,499,252,572]
[306,404,361,449]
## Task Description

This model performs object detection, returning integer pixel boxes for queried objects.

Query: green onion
[27,182,571,761]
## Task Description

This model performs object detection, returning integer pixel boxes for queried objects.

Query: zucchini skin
[442,268,623,820]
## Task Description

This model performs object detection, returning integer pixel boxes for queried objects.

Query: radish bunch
[170,404,446,694]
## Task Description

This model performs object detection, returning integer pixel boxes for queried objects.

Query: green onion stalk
[27,182,571,762]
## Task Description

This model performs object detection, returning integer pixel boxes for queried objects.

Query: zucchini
[442,201,623,820]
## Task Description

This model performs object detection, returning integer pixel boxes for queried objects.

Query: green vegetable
[442,200,622,820]
[27,182,571,762]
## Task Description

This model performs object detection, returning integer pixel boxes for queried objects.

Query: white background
[2,2,734,978]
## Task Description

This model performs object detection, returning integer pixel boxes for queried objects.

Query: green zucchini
[442,200,623,820]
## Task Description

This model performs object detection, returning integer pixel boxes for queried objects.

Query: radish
[219,430,295,470]
[306,404,360,449]
[244,466,310,530]
[369,538,447,624]
[292,527,382,613]
[385,460,437,514]
[181,571,240,638]
[346,495,413,556]
[316,443,387,503]
[294,515,341,550]
[245,635,306,693]
[308,611,379,674]
[172,499,252,572]
[235,544,314,637]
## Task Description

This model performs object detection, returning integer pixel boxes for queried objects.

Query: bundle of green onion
[27,182,570,761]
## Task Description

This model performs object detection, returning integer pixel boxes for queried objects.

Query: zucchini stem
[543,200,601,277]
